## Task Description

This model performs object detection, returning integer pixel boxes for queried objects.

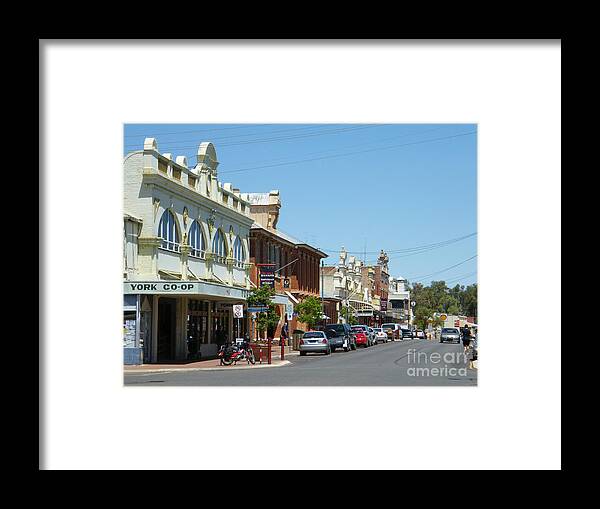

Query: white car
[372,328,389,343]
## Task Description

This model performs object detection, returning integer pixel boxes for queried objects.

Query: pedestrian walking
[461,325,472,356]
[469,337,478,369]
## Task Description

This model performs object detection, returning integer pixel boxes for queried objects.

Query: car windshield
[382,324,394,329]
[326,325,345,333]
[373,328,382,332]
[304,332,324,338]
[442,328,459,333]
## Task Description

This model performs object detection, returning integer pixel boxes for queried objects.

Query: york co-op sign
[128,282,196,292]
[124,281,250,299]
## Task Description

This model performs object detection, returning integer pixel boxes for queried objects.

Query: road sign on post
[248,306,269,313]
[233,305,244,318]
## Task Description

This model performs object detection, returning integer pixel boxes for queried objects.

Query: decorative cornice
[142,171,254,227]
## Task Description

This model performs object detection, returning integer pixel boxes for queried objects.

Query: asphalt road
[124,338,477,386]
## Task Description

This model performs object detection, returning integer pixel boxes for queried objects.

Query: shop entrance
[157,298,176,362]
[212,302,230,347]
[187,299,208,359]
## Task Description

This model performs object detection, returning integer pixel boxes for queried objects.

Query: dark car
[440,327,461,344]
[401,328,414,340]
[324,324,357,352]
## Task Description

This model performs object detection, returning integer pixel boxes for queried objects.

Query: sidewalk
[124,350,300,374]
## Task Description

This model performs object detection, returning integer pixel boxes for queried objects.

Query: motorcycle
[217,341,256,366]
[231,341,256,365]
[217,343,236,366]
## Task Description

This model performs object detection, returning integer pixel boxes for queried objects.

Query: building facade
[388,276,411,325]
[123,138,256,364]
[321,248,375,325]
[244,191,327,337]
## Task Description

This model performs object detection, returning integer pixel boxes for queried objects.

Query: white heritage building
[321,248,374,324]
[123,138,255,364]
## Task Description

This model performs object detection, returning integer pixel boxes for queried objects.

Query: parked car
[440,327,461,344]
[351,326,370,348]
[381,323,401,340]
[373,327,389,343]
[299,331,331,356]
[352,324,376,346]
[415,329,425,339]
[400,326,414,339]
[324,323,357,352]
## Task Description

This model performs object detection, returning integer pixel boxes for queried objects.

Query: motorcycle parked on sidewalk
[231,341,256,365]
[217,341,256,366]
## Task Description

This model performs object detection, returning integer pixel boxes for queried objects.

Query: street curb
[124,360,292,375]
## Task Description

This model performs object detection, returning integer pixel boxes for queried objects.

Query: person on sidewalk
[468,337,478,370]
[461,325,472,356]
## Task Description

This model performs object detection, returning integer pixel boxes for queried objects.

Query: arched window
[233,237,245,267]
[189,221,206,258]
[212,229,227,262]
[158,209,180,252]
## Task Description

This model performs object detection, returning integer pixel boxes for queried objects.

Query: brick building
[242,191,328,338]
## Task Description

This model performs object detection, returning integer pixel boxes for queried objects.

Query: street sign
[285,303,294,320]
[440,314,447,321]
[411,301,416,307]
[233,305,244,318]
[248,306,269,313]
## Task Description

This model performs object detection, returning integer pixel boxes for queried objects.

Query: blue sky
[124,124,477,287]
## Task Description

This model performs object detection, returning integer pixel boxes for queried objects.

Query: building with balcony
[388,276,411,325]
[123,138,255,364]
[243,190,327,338]
[321,247,375,325]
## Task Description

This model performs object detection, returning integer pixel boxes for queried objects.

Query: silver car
[440,327,461,344]
[373,328,389,343]
[299,331,331,356]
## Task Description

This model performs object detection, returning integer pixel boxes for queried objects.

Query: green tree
[340,305,357,325]
[295,296,323,330]
[247,285,279,338]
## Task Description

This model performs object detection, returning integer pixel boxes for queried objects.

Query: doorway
[157,298,176,362]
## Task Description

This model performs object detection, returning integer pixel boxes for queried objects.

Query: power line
[443,271,478,285]
[124,123,384,147]
[357,233,477,265]
[328,232,477,256]
[177,124,452,168]
[218,130,477,175]
[407,255,478,282]
[124,124,390,150]
[124,123,274,138]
